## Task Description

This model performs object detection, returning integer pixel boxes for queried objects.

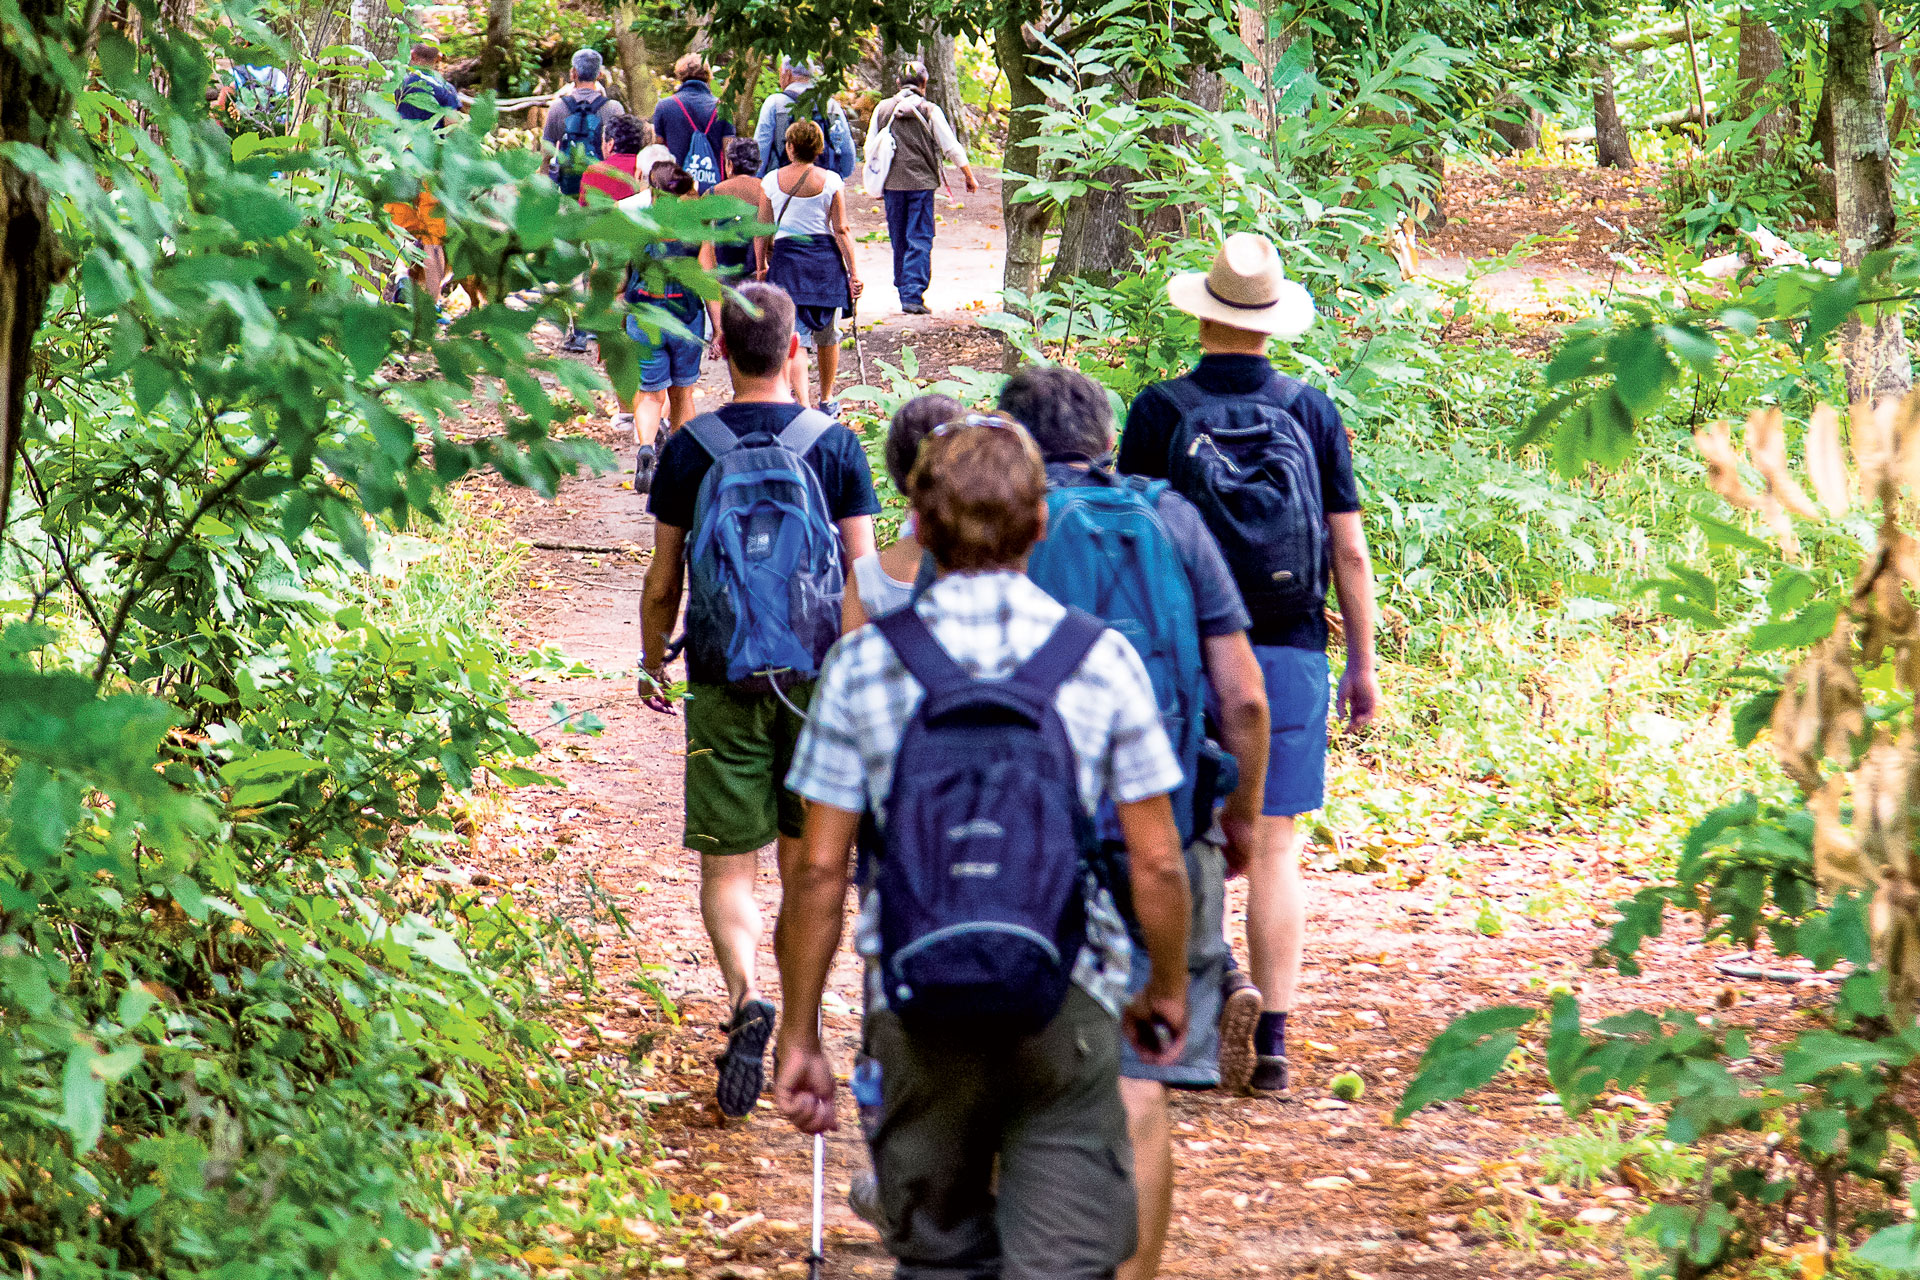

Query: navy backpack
[551,93,607,196]
[673,97,724,191]
[873,604,1106,1035]
[1025,471,1206,847]
[1158,375,1329,625]
[683,411,844,690]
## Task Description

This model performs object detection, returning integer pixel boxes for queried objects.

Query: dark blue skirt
[768,235,851,310]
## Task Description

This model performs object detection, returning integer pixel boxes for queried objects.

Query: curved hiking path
[453,163,1818,1277]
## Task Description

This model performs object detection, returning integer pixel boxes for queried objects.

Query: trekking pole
[850,291,869,388]
[807,1008,827,1279]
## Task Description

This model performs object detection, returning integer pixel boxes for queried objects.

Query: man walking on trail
[754,58,857,180]
[1118,232,1382,1099]
[864,62,977,315]
[773,414,1193,1279]
[543,48,624,353]
[1002,365,1270,1280]
[653,55,736,192]
[638,281,878,1118]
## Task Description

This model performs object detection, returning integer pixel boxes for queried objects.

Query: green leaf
[1732,692,1779,747]
[62,1047,107,1153]
[1606,326,1673,416]
[168,874,209,923]
[1395,1005,1537,1120]
[1658,323,1719,376]
[1750,601,1840,652]
[1858,1223,1920,1270]
[82,249,135,314]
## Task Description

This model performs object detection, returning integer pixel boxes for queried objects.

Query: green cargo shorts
[681,680,814,856]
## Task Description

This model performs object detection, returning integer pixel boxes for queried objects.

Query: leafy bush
[1657,131,1820,245]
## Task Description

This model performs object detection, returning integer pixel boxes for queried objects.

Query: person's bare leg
[787,349,813,407]
[699,850,762,1012]
[665,385,697,433]
[1117,1077,1172,1280]
[423,244,448,301]
[1246,814,1305,1013]
[817,334,841,403]
[635,388,669,447]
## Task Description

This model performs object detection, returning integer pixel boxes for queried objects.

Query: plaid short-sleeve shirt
[786,570,1184,1016]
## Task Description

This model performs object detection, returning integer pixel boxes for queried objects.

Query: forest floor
[449,159,1830,1278]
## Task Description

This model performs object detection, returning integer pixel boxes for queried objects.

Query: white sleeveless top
[851,552,914,619]
[763,166,842,239]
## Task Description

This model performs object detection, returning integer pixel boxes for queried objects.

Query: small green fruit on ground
[1330,1072,1365,1101]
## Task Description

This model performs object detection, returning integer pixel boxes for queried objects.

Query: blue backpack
[1026,471,1207,846]
[1158,375,1328,626]
[762,93,855,178]
[683,411,844,690]
[873,604,1106,1035]
[672,96,723,192]
[552,93,607,196]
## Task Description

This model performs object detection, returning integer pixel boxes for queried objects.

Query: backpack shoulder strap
[1267,371,1307,414]
[1012,607,1106,700]
[1156,375,1209,414]
[684,412,738,461]
[675,94,716,134]
[875,606,968,697]
[776,408,835,458]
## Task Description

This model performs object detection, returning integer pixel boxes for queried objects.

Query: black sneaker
[634,444,657,495]
[900,301,931,315]
[560,327,593,353]
[715,997,775,1118]
[1217,971,1262,1095]
[1250,1053,1290,1094]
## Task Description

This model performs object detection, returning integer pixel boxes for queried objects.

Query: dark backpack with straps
[683,410,845,690]
[1159,374,1329,628]
[551,93,607,196]
[762,93,853,178]
[874,604,1106,1036]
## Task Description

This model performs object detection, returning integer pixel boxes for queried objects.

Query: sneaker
[560,327,593,353]
[715,997,775,1118]
[1217,971,1263,1095]
[613,410,635,435]
[900,301,931,315]
[848,1170,884,1229]
[633,443,656,496]
[818,399,841,420]
[1250,1053,1291,1094]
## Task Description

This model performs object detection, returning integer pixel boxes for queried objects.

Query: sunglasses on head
[931,412,1020,437]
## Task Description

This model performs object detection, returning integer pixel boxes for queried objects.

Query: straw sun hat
[1167,232,1317,339]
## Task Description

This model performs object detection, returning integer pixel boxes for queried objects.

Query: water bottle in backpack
[552,93,607,196]
[1159,375,1329,625]
[682,411,845,690]
[1025,473,1207,847]
[872,605,1108,1036]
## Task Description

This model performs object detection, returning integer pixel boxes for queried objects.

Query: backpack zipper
[1188,433,1240,474]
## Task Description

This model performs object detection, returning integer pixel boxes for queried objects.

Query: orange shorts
[385,188,446,246]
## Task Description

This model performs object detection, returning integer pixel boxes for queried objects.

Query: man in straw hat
[1118,231,1381,1107]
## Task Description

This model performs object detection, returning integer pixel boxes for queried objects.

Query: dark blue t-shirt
[397,70,460,122]
[651,82,737,177]
[1043,461,1250,639]
[647,402,881,530]
[1118,354,1359,652]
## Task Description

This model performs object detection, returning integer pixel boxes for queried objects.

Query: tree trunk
[997,16,1052,313]
[1829,1,1910,401]
[920,23,966,150]
[613,0,651,115]
[1,0,83,541]
[1489,94,1542,153]
[1592,53,1634,168]
[477,0,512,94]
[1737,12,1792,149]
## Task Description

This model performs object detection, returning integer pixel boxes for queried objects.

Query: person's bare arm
[1114,792,1190,1062]
[754,186,775,280]
[1200,631,1269,870]
[698,241,724,345]
[772,800,861,1134]
[830,190,862,298]
[1326,510,1379,730]
[640,522,687,712]
[836,515,878,634]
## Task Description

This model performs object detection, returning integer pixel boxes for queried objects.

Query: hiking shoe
[715,997,775,1118]
[634,444,657,495]
[613,410,635,436]
[1217,971,1263,1095]
[848,1170,884,1229]
[900,301,931,315]
[1250,1053,1290,1094]
[819,400,842,420]
[560,327,593,353]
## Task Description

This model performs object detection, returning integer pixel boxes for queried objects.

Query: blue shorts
[1119,841,1229,1087]
[624,314,704,391]
[1253,644,1331,817]
[794,305,839,350]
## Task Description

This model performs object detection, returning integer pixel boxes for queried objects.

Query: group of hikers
[384,41,977,489]
[627,225,1381,1277]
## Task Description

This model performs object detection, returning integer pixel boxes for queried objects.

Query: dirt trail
[457,164,1816,1278]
